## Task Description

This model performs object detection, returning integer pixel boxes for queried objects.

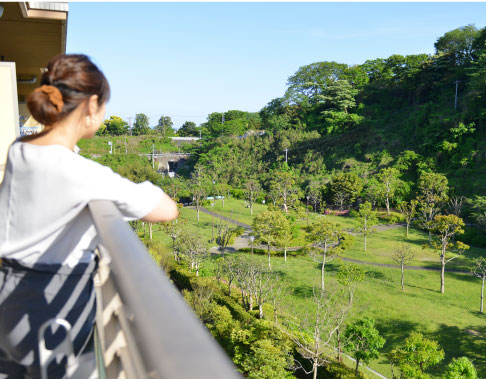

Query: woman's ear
[87,95,100,116]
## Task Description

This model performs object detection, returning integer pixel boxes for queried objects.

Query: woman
[0,54,178,378]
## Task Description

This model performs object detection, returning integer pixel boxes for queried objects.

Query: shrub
[457,226,486,248]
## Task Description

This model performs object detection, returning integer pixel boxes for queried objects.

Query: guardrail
[89,200,241,379]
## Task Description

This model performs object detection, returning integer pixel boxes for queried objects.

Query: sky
[66,2,486,129]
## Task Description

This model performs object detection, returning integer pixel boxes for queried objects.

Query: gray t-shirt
[0,141,163,271]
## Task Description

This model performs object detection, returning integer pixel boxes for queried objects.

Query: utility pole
[199,130,202,139]
[454,80,460,110]
[284,148,288,163]
[128,116,133,136]
[152,143,155,169]
[124,136,127,155]
[222,113,225,124]
[162,115,165,138]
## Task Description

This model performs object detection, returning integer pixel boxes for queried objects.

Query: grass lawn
[150,200,486,378]
[208,196,267,226]
[201,251,486,378]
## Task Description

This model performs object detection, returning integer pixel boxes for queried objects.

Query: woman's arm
[142,191,179,222]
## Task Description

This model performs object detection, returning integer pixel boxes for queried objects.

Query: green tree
[178,121,199,137]
[190,165,210,222]
[344,317,385,376]
[104,115,129,135]
[417,172,449,243]
[252,210,290,269]
[430,214,469,293]
[435,25,480,66]
[398,200,418,238]
[329,172,364,210]
[305,221,341,291]
[391,332,444,379]
[443,356,478,379]
[155,116,175,137]
[244,179,261,215]
[378,167,401,215]
[357,201,377,252]
[337,262,366,306]
[132,113,150,136]
[268,169,300,213]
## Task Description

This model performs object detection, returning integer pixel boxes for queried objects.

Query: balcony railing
[53,200,241,379]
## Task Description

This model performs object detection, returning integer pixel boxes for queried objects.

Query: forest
[78,24,486,378]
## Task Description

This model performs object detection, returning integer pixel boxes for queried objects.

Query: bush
[373,211,405,224]
[457,226,486,248]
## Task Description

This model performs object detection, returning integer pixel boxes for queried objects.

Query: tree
[344,317,385,376]
[216,221,243,258]
[221,255,240,296]
[162,219,185,262]
[469,195,486,231]
[430,214,469,294]
[190,165,210,222]
[104,115,129,135]
[252,210,290,269]
[177,121,199,137]
[329,172,364,210]
[268,169,300,213]
[155,116,174,137]
[378,167,400,215]
[398,200,418,238]
[357,201,377,252]
[180,232,208,276]
[435,25,480,66]
[306,221,341,291]
[132,113,150,135]
[390,332,444,379]
[161,176,186,202]
[285,288,350,379]
[417,172,449,243]
[306,181,323,212]
[449,195,465,217]
[443,356,478,379]
[392,244,416,290]
[472,257,486,313]
[337,262,366,306]
[244,179,261,215]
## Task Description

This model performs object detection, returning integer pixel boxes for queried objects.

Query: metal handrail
[88,200,241,379]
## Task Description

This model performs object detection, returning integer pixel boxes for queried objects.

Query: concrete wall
[0,62,20,182]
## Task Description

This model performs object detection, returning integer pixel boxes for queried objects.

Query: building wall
[0,63,20,182]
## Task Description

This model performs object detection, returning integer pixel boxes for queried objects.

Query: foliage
[443,356,478,379]
[344,317,385,376]
[389,332,444,379]
[103,115,129,135]
[132,113,150,135]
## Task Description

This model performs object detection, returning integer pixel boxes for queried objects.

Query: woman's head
[27,54,110,126]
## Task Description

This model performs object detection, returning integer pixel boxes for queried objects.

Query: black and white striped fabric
[0,258,97,379]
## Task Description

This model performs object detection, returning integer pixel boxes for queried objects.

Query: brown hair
[27,54,110,126]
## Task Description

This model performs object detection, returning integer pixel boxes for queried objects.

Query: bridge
[140,152,191,176]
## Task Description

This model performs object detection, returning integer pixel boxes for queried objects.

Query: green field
[150,199,486,378]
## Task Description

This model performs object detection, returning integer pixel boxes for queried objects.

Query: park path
[199,206,471,274]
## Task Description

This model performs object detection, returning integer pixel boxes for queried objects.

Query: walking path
[199,207,470,275]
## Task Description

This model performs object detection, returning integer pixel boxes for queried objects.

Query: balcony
[39,200,241,379]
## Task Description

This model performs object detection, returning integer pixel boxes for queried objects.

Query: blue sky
[66,2,486,129]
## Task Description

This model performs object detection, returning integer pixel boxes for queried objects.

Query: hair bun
[27,85,62,126]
